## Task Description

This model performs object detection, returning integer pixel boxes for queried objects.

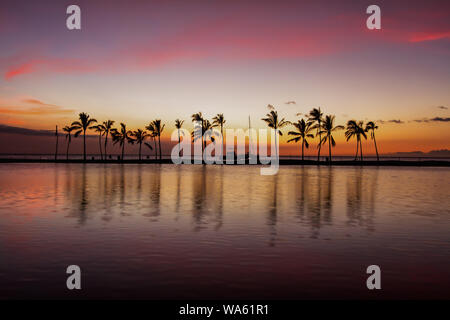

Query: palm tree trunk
[139,142,142,161]
[83,130,86,161]
[301,140,304,161]
[158,134,162,161]
[360,139,363,162]
[121,142,125,161]
[178,129,181,156]
[328,136,332,163]
[354,138,359,160]
[317,120,321,162]
[66,139,70,160]
[104,133,108,160]
[55,125,58,161]
[153,137,157,160]
[274,130,278,160]
[98,133,103,160]
[373,132,379,161]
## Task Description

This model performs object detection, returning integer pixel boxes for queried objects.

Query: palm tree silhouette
[345,120,367,161]
[55,125,59,161]
[365,121,379,161]
[212,113,226,138]
[131,129,150,161]
[89,124,105,160]
[191,112,204,155]
[151,119,165,161]
[72,112,97,161]
[318,115,344,163]
[102,120,115,160]
[287,118,315,160]
[111,123,134,160]
[308,108,324,162]
[145,122,158,160]
[175,119,185,156]
[261,109,289,159]
[62,125,75,160]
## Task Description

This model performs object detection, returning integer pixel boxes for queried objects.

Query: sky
[0,0,449,155]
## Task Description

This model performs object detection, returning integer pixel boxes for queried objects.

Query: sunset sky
[0,0,449,155]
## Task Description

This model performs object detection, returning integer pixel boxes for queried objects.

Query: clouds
[437,106,448,110]
[285,101,296,105]
[408,31,450,43]
[0,102,74,116]
[379,116,450,124]
[378,119,404,124]
[3,1,449,80]
[0,124,55,136]
[413,117,450,123]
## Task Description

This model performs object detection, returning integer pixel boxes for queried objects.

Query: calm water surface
[0,164,449,299]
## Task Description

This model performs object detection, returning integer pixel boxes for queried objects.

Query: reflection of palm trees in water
[146,165,162,220]
[295,166,334,238]
[346,167,377,231]
[214,166,224,231]
[192,166,208,231]
[101,165,113,222]
[174,165,182,219]
[190,166,224,231]
[68,164,88,225]
[267,174,278,247]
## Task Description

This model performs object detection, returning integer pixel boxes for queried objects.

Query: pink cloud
[3,6,449,80]
[408,31,450,42]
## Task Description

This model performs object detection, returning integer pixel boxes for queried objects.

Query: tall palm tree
[318,115,344,163]
[308,107,324,162]
[261,110,289,159]
[55,125,59,161]
[102,120,115,160]
[175,119,185,156]
[62,125,75,160]
[191,112,204,154]
[287,119,315,160]
[111,123,134,160]
[151,119,165,161]
[89,124,105,160]
[365,121,379,161]
[71,112,97,161]
[212,113,226,138]
[131,129,150,161]
[345,120,367,161]
[145,122,158,160]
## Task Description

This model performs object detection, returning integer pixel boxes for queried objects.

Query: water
[0,163,449,299]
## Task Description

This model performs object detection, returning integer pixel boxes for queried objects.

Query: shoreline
[1,158,449,167]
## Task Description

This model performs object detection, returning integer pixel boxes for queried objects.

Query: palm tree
[212,113,226,138]
[55,125,59,161]
[287,119,315,160]
[111,123,134,160]
[308,107,324,162]
[345,120,367,161]
[365,121,379,161]
[131,129,150,161]
[318,115,344,163]
[62,125,75,160]
[191,112,204,154]
[71,112,97,161]
[102,120,115,160]
[261,110,289,159]
[175,119,185,156]
[145,122,158,160]
[89,124,105,160]
[151,119,165,161]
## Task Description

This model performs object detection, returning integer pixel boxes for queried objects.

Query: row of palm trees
[62,113,165,161]
[282,107,379,162]
[59,107,379,162]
